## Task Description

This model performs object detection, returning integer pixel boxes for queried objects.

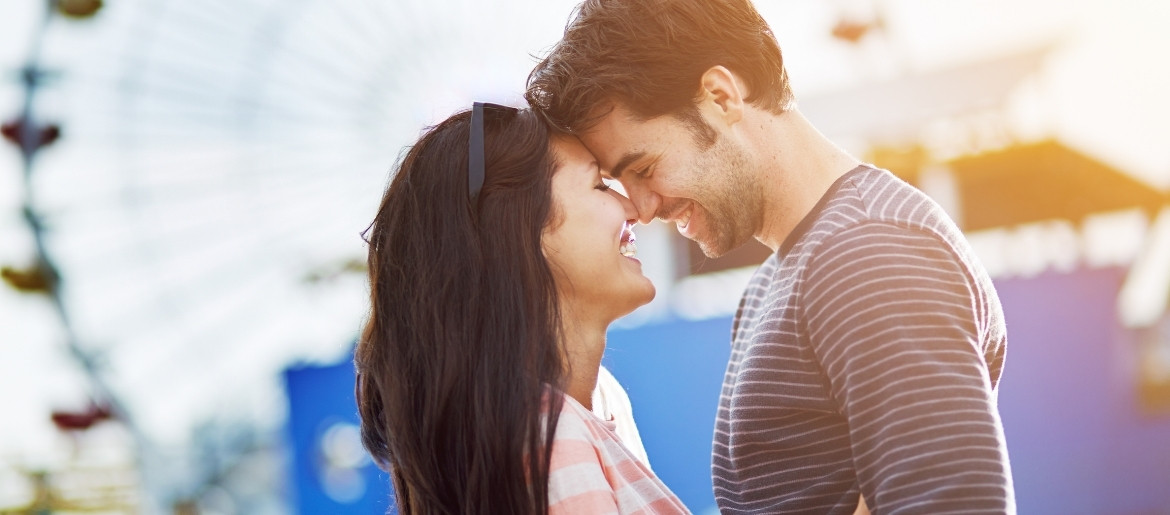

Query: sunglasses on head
[467,102,519,204]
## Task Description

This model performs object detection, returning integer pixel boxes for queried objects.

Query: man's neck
[749,109,861,252]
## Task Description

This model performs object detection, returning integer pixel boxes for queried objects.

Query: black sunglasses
[468,102,518,204]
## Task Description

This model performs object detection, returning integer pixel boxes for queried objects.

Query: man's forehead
[580,104,647,161]
[579,131,648,181]
[585,100,643,131]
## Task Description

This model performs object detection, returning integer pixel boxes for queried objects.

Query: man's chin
[696,238,731,259]
[694,230,752,259]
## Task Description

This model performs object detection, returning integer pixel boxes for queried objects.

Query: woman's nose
[611,188,642,221]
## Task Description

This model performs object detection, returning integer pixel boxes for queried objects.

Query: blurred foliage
[54,0,103,20]
[1,263,55,294]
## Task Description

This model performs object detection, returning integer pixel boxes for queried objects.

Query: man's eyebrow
[609,151,646,179]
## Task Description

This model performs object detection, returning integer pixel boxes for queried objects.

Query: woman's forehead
[552,135,601,178]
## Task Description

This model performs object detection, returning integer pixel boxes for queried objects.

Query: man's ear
[697,65,746,126]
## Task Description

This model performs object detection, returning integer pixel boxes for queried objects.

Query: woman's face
[542,135,656,321]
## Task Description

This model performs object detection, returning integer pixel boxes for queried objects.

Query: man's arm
[803,222,1014,514]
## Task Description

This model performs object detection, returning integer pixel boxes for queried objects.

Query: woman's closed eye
[596,176,619,192]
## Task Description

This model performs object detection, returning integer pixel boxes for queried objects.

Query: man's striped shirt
[712,165,1015,514]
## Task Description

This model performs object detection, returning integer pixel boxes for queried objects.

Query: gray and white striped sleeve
[802,222,1014,514]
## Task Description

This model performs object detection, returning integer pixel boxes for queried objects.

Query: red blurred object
[831,18,873,43]
[51,403,113,431]
[1,116,61,151]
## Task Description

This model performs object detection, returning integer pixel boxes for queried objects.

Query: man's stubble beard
[693,138,761,259]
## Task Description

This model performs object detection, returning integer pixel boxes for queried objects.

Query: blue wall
[284,361,394,514]
[994,267,1170,514]
[599,267,1170,515]
[603,316,732,514]
[284,267,1170,514]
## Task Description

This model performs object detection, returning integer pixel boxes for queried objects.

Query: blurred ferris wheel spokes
[33,0,580,444]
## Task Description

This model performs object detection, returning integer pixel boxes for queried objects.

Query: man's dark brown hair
[526,0,794,138]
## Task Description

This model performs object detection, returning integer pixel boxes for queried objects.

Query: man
[525,0,1016,513]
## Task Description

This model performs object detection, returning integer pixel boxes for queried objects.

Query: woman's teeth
[620,240,638,258]
[620,223,638,258]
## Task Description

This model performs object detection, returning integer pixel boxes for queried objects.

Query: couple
[355,0,1015,513]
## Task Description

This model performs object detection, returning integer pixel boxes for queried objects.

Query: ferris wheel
[5,0,579,508]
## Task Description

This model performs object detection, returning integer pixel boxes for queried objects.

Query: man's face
[579,104,761,258]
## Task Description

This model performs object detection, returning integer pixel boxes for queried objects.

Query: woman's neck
[559,308,609,411]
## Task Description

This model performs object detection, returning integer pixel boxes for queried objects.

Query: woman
[355,103,689,514]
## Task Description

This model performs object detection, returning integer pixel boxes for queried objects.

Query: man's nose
[621,181,659,225]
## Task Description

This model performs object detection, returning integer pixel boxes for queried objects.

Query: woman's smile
[619,221,638,259]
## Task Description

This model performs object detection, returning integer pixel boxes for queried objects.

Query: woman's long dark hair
[355,107,566,514]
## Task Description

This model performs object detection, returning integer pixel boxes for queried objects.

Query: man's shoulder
[804,167,965,257]
[777,166,927,254]
[829,167,939,224]
[734,167,962,320]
